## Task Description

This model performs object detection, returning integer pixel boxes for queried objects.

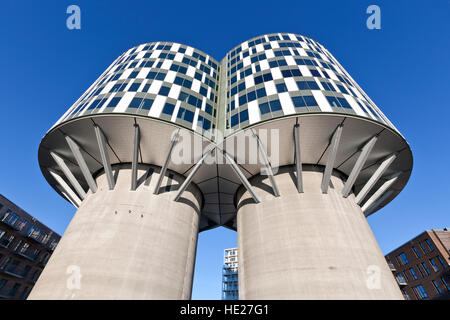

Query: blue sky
[0,0,448,299]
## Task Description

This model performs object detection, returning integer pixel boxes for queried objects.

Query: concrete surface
[236,165,404,300]
[28,164,202,300]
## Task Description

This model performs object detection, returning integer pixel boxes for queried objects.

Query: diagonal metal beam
[173,144,216,202]
[131,124,140,191]
[321,124,343,193]
[94,125,115,190]
[50,152,86,199]
[252,130,279,197]
[294,124,303,193]
[361,172,401,212]
[363,190,394,217]
[65,136,98,193]
[48,168,82,207]
[355,152,398,204]
[342,135,378,198]
[222,149,260,203]
[154,131,180,195]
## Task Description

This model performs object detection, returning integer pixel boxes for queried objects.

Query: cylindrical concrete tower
[34,33,412,300]
[220,33,412,299]
[32,42,222,299]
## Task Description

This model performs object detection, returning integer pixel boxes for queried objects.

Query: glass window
[259,102,270,115]
[269,99,282,112]
[398,252,409,265]
[412,246,420,258]
[276,83,287,93]
[239,109,249,122]
[303,96,317,106]
[419,242,427,254]
[107,97,121,108]
[162,103,175,115]
[231,114,239,127]
[436,255,447,269]
[396,273,406,284]
[425,239,435,252]
[417,264,426,277]
[421,262,431,275]
[128,98,143,109]
[415,285,428,299]
[429,258,439,272]
[409,267,419,280]
[159,86,170,96]
[432,280,442,294]
[183,109,194,123]
[129,83,140,92]
[0,279,6,290]
[402,289,410,300]
[441,277,450,290]
[292,96,306,108]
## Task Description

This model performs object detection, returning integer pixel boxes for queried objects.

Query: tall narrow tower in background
[31,33,412,299]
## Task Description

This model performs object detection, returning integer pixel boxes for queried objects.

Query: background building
[385,229,450,300]
[32,33,412,299]
[222,248,238,300]
[0,194,60,299]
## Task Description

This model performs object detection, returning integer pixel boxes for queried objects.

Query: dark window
[412,246,420,258]
[421,262,431,275]
[202,119,211,130]
[269,99,282,112]
[409,267,418,280]
[256,87,267,98]
[436,255,448,269]
[107,97,121,108]
[129,71,139,79]
[276,83,288,93]
[419,242,428,254]
[292,96,306,108]
[129,83,140,92]
[303,96,317,106]
[247,91,256,102]
[140,98,153,110]
[128,98,143,109]
[239,94,247,106]
[159,86,170,96]
[307,81,319,90]
[415,285,428,299]
[429,258,439,272]
[432,280,443,294]
[398,253,409,265]
[263,73,273,82]
[425,239,435,252]
[239,109,249,122]
[162,103,175,115]
[254,75,263,85]
[297,81,309,90]
[259,102,270,115]
[231,114,239,127]
[183,109,194,122]
[205,104,213,115]
[441,277,450,290]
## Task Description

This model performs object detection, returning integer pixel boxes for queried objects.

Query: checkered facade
[225,33,395,132]
[51,34,396,137]
[53,42,220,137]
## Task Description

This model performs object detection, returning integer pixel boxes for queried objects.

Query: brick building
[0,194,60,299]
[385,229,450,300]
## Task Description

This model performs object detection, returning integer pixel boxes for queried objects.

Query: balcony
[396,277,407,287]
[14,249,38,261]
[388,262,396,272]
[0,217,26,232]
[26,232,48,245]
[0,265,29,279]
[0,238,12,248]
